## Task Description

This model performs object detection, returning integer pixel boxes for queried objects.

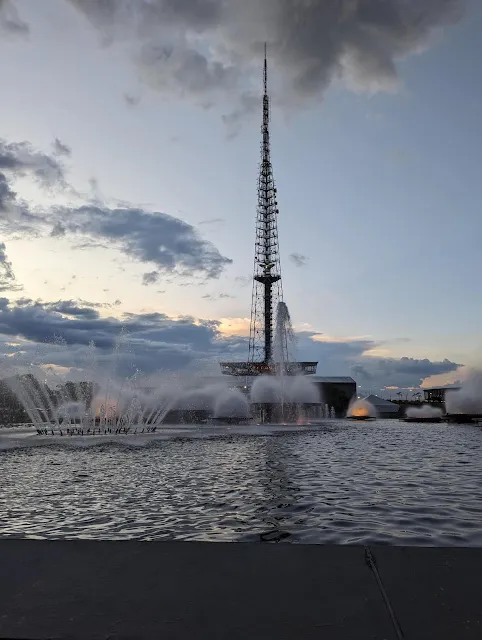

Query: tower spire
[247,43,283,365]
[219,44,318,378]
[263,42,267,95]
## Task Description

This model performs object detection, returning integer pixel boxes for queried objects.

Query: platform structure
[220,45,317,380]
[445,413,482,423]
[220,361,317,377]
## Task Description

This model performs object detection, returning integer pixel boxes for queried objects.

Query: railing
[220,362,318,376]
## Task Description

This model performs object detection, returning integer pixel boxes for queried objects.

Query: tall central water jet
[220,45,317,407]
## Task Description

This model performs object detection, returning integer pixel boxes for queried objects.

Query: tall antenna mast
[263,42,268,94]
[220,45,317,377]
[248,42,283,365]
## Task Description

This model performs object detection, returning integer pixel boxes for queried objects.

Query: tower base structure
[220,361,318,377]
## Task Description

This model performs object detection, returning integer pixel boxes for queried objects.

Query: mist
[347,399,377,419]
[445,370,482,415]
[406,405,443,419]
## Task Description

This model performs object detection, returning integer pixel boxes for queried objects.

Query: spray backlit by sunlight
[347,399,377,418]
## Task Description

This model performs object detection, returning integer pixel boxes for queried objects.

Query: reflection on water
[1,420,482,546]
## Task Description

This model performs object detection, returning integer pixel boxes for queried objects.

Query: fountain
[3,49,326,436]
[5,366,323,434]
[347,399,377,421]
[3,320,324,435]
[403,405,443,423]
[213,389,251,424]
[249,374,322,424]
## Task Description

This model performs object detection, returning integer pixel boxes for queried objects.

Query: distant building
[312,377,357,417]
[197,375,356,419]
[363,395,400,419]
[423,385,460,404]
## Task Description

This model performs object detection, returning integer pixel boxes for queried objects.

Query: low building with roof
[311,377,357,417]
[423,385,461,405]
[363,395,400,419]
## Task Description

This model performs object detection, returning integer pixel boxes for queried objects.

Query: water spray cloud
[347,399,377,419]
[445,370,482,415]
[406,405,443,419]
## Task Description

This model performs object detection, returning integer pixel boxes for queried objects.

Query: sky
[0,0,480,395]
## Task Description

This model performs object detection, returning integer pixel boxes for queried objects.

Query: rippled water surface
[2,420,482,545]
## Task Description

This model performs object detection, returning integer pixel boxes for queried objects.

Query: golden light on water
[351,406,370,417]
[347,399,376,419]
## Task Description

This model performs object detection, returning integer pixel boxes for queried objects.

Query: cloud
[142,270,159,286]
[0,137,232,279]
[0,297,245,376]
[52,138,72,157]
[42,299,102,321]
[50,221,66,237]
[123,92,141,107]
[0,138,66,188]
[0,296,462,389]
[0,242,21,292]
[234,275,251,287]
[65,0,464,107]
[289,252,308,268]
[296,331,461,391]
[199,218,225,226]
[421,366,467,388]
[55,205,232,278]
[0,0,28,39]
[202,292,236,301]
[350,356,461,390]
[0,171,16,211]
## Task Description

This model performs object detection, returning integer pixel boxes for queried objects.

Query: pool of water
[1,420,482,545]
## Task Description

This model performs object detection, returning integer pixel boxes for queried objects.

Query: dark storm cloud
[65,0,464,103]
[0,242,21,292]
[289,253,308,268]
